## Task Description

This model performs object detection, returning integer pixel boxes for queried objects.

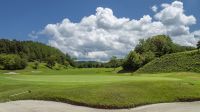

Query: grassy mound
[137,50,200,73]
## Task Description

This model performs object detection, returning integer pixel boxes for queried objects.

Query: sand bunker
[0,100,200,112]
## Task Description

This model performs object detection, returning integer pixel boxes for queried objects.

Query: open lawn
[0,68,200,109]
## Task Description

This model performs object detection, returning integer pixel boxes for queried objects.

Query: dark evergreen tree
[197,40,200,51]
[46,56,56,69]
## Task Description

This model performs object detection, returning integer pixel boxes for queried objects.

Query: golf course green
[0,68,200,109]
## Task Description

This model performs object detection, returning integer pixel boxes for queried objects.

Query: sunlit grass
[0,68,200,108]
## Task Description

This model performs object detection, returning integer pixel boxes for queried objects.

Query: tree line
[75,57,123,69]
[0,39,74,70]
[0,36,199,70]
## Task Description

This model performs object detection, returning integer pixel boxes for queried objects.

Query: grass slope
[0,68,200,108]
[137,50,200,73]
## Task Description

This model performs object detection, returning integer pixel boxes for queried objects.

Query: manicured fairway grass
[0,68,200,108]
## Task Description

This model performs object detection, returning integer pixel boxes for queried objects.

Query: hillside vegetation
[122,35,195,72]
[0,39,76,70]
[137,50,200,73]
[0,39,66,63]
[75,58,123,68]
[0,39,123,70]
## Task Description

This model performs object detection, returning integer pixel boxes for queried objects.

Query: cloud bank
[41,1,200,61]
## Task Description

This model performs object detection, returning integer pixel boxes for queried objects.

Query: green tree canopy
[46,55,56,69]
[197,40,200,51]
[122,51,143,71]
[123,35,195,71]
[109,56,118,70]
[0,54,27,70]
[135,35,195,57]
[0,39,75,67]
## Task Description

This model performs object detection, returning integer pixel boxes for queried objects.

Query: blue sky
[0,0,199,41]
[0,0,200,61]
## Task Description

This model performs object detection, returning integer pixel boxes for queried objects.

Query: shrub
[63,61,70,68]
[197,40,200,51]
[122,51,144,71]
[53,63,60,70]
[0,54,27,70]
[33,61,39,69]
[46,55,56,69]
[142,51,155,64]
[109,56,118,70]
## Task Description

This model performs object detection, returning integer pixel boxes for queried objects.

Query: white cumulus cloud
[154,1,196,36]
[41,1,199,61]
[151,5,158,12]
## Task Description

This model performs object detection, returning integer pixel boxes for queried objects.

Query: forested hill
[0,39,66,64]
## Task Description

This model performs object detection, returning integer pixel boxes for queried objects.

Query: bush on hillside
[142,51,155,65]
[0,54,27,70]
[197,40,200,51]
[32,61,39,69]
[46,55,56,69]
[63,60,70,68]
[65,53,76,67]
[122,51,144,71]
[53,63,61,70]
